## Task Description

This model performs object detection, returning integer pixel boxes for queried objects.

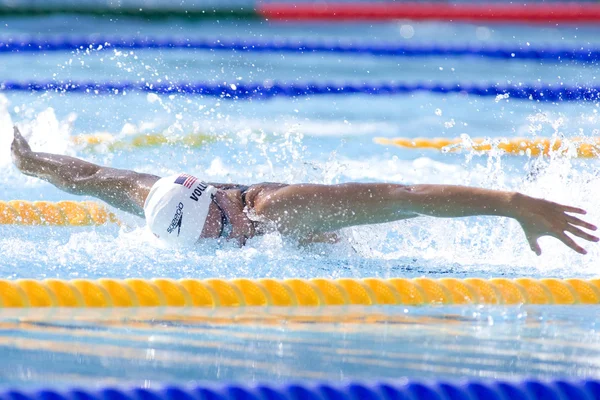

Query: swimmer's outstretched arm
[253,183,599,255]
[11,126,159,217]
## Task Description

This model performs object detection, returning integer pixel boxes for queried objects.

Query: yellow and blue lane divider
[1,379,598,400]
[1,277,600,307]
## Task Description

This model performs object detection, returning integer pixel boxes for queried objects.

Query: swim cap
[144,174,216,247]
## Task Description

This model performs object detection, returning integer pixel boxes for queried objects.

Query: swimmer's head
[144,174,217,247]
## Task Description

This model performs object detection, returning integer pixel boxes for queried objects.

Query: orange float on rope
[0,200,119,226]
[374,137,600,158]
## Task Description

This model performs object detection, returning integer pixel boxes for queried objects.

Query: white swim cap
[144,174,217,247]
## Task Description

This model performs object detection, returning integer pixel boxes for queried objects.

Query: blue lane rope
[1,36,599,62]
[2,380,600,400]
[2,80,600,101]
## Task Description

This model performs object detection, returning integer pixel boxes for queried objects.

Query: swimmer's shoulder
[209,183,249,191]
[208,182,289,208]
[241,183,290,208]
[207,182,288,207]
[209,182,287,193]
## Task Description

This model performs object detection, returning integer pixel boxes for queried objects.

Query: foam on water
[0,96,14,168]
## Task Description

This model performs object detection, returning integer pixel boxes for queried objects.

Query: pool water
[2,306,600,386]
[1,16,600,384]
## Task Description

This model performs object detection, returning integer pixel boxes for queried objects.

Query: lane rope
[2,36,598,62]
[374,137,600,158]
[71,132,216,151]
[2,80,600,101]
[2,380,599,400]
[0,201,119,226]
[3,2,600,24]
[259,2,600,23]
[1,277,599,307]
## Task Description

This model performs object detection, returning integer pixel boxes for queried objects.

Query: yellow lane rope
[374,137,600,158]
[72,132,216,151]
[0,201,119,226]
[1,278,599,307]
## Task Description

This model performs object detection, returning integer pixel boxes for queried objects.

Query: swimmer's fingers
[565,215,597,231]
[229,221,254,247]
[228,230,247,247]
[236,236,246,247]
[11,126,32,156]
[526,234,542,256]
[557,232,588,255]
[227,235,244,247]
[560,204,587,215]
[565,224,600,243]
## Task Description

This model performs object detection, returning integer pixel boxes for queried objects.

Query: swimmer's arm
[214,189,255,246]
[396,185,517,218]
[394,185,599,255]
[11,127,158,217]
[255,183,598,255]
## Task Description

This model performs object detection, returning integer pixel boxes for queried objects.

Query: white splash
[0,95,14,168]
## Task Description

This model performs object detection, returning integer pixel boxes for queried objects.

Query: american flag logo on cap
[174,174,198,189]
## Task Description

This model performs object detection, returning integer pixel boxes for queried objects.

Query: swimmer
[10,126,599,254]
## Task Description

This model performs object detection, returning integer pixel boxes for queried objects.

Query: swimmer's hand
[11,126,33,173]
[214,189,255,247]
[229,217,255,247]
[511,193,599,255]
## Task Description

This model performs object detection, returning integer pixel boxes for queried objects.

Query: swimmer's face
[199,200,223,239]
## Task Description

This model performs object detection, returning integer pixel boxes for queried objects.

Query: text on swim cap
[190,182,209,202]
[167,202,184,236]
